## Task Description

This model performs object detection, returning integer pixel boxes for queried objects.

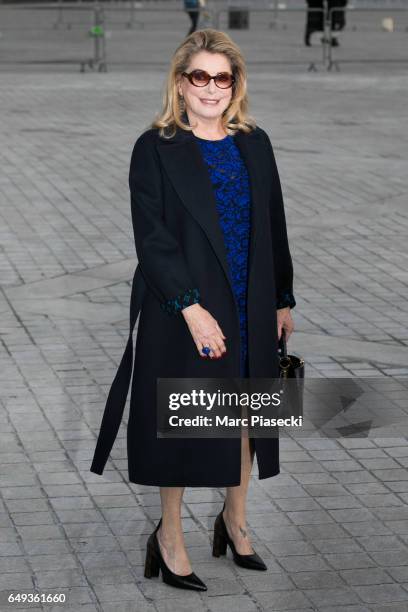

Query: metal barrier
[1,2,406,72]
[50,3,213,32]
[326,5,408,71]
[86,3,107,72]
[102,5,213,31]
[214,6,326,72]
[0,2,107,72]
[0,3,215,71]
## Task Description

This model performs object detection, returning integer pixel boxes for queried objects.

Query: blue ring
[202,346,212,356]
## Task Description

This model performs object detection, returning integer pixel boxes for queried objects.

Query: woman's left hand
[277,306,294,342]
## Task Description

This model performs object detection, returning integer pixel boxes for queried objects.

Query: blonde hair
[151,28,256,138]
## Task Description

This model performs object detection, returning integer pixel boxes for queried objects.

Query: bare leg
[223,433,256,554]
[157,486,192,575]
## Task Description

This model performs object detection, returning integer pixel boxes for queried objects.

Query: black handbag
[278,328,305,419]
[278,328,305,380]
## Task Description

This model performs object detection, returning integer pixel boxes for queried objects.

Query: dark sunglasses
[182,69,235,89]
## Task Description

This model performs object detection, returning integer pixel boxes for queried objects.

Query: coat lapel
[156,116,267,299]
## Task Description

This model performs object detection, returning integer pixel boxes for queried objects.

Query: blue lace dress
[195,134,252,377]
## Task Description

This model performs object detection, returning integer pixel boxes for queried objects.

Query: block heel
[212,502,267,571]
[144,542,160,578]
[144,517,207,591]
[212,519,228,557]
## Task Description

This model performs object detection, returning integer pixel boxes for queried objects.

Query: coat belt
[90,264,146,475]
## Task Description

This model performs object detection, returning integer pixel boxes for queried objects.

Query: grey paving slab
[1,13,408,611]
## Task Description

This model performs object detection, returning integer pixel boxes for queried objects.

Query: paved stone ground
[1,11,408,612]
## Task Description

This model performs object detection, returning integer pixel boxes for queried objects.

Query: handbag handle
[278,328,293,379]
[278,327,287,358]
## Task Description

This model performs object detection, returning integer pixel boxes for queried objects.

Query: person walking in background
[184,0,200,35]
[305,0,348,47]
[327,0,348,46]
[304,0,324,47]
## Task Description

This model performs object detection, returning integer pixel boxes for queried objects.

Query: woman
[304,0,324,46]
[91,29,296,592]
[304,0,346,46]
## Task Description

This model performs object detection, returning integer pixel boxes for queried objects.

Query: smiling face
[177,50,234,127]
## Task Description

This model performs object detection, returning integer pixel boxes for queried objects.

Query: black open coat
[90,117,295,487]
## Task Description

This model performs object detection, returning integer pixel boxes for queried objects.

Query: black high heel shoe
[144,518,207,591]
[212,502,267,571]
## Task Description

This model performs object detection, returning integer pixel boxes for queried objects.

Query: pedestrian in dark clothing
[304,0,348,47]
[184,0,200,35]
[329,0,348,33]
[304,0,324,46]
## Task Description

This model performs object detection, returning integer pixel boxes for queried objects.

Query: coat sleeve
[129,131,201,315]
[262,130,296,310]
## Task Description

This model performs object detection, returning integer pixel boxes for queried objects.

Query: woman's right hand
[181,303,227,359]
